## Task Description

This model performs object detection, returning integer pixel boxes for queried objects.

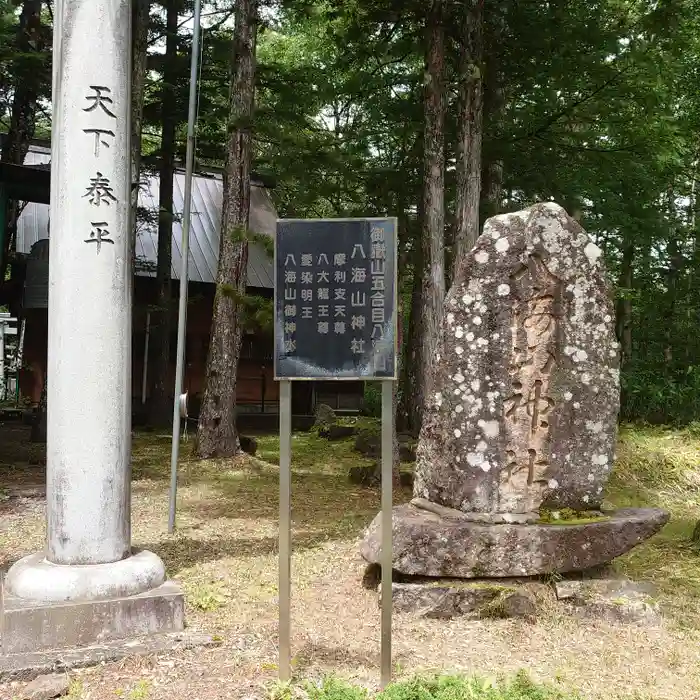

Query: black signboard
[274,218,397,380]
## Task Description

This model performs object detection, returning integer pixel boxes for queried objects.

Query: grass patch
[605,424,700,621]
[379,673,577,700]
[273,672,580,700]
[256,431,376,475]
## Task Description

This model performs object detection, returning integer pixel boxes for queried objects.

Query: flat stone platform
[1,580,184,656]
[360,503,669,578]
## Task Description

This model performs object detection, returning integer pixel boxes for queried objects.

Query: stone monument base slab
[385,579,543,620]
[0,631,216,684]
[1,580,184,655]
[360,503,669,578]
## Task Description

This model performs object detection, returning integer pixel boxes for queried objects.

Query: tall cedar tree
[453,0,484,279]
[150,0,179,426]
[197,0,257,458]
[130,0,151,239]
[414,0,446,431]
[0,0,44,282]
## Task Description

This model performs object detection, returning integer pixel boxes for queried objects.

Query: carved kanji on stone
[414,203,621,517]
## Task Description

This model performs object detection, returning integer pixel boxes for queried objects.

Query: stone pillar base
[4,551,167,603]
[1,550,184,655]
[1,580,184,655]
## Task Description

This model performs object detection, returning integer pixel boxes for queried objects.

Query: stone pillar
[3,2,183,648]
[46,0,133,566]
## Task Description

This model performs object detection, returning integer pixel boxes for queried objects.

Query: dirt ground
[2,423,700,700]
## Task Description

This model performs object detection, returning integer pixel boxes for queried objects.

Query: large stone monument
[361,203,668,581]
[1,0,183,656]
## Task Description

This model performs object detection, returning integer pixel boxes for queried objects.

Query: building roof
[15,145,276,289]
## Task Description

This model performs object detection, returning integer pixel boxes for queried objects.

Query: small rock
[239,435,257,456]
[554,577,656,601]
[494,589,538,621]
[21,674,69,700]
[314,403,336,430]
[399,470,414,488]
[325,425,357,440]
[387,580,507,619]
[354,430,381,458]
[554,578,661,625]
[349,464,379,486]
[349,464,413,487]
[362,563,381,590]
[692,520,700,544]
[399,442,416,463]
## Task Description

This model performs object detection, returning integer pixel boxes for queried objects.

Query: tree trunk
[399,236,424,436]
[480,144,503,223]
[196,0,257,459]
[398,169,425,436]
[30,371,47,443]
[479,43,504,226]
[149,0,178,427]
[130,0,151,240]
[416,0,447,430]
[665,235,683,369]
[615,242,633,367]
[0,1,44,282]
[453,0,484,280]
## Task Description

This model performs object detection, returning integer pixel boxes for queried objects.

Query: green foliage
[240,293,274,333]
[250,230,275,258]
[622,366,700,426]
[3,0,699,426]
[361,382,382,417]
[230,225,249,243]
[304,677,369,700]
[188,582,230,612]
[377,673,577,700]
[217,283,273,333]
[250,0,700,426]
[276,673,579,700]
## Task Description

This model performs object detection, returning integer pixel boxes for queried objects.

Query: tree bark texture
[417,0,447,428]
[1,1,45,282]
[196,0,257,458]
[615,243,634,367]
[130,0,151,240]
[149,0,178,427]
[399,237,424,436]
[453,0,484,281]
[479,28,505,227]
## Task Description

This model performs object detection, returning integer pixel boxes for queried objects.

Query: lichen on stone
[414,202,620,517]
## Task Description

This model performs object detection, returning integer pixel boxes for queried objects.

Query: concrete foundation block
[1,581,184,655]
[0,632,218,683]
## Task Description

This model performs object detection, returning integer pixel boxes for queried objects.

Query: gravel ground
[2,427,700,700]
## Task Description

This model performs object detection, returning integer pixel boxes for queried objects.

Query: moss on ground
[537,508,610,526]
[605,423,700,621]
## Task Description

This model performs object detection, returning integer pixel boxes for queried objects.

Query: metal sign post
[274,217,398,687]
[278,379,292,681]
[380,379,394,688]
[168,0,202,533]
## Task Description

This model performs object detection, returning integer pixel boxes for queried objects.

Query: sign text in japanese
[274,218,397,380]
